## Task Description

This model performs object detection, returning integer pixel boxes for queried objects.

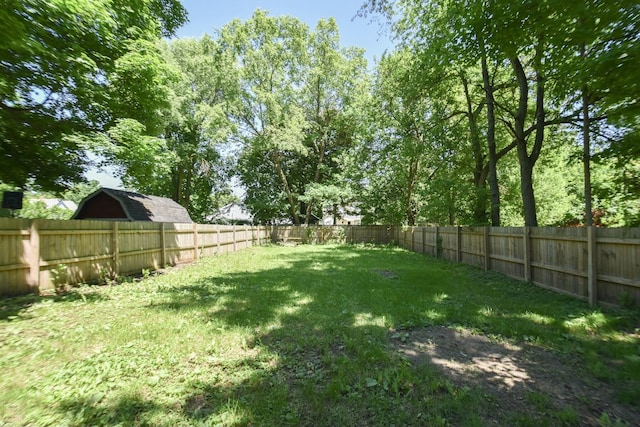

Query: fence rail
[1,219,638,307]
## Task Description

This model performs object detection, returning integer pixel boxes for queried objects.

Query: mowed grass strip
[1,244,638,426]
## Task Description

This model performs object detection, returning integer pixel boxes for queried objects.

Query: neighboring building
[72,188,192,223]
[321,206,362,226]
[39,198,78,211]
[209,202,253,225]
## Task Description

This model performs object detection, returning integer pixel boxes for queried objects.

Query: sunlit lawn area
[1,244,639,426]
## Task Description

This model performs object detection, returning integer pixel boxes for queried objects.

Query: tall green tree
[299,19,369,224]
[222,11,368,225]
[360,0,518,225]
[0,0,187,191]
[361,0,640,226]
[95,36,237,222]
[161,37,237,222]
[545,1,640,225]
[220,10,310,224]
[352,49,471,225]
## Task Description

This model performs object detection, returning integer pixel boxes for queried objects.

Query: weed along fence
[394,225,640,307]
[0,218,270,296]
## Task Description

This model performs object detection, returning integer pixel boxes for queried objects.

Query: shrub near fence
[395,225,640,307]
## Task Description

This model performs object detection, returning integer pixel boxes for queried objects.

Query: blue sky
[87,0,393,188]
[174,0,393,64]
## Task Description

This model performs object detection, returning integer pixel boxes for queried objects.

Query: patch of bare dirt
[390,325,639,426]
[372,269,398,279]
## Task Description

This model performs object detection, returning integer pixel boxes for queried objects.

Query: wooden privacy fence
[394,225,640,307]
[0,218,272,296]
[0,220,391,297]
[2,219,638,307]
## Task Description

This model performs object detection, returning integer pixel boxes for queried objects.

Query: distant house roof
[209,202,253,224]
[72,188,192,223]
[321,206,362,226]
[39,198,78,211]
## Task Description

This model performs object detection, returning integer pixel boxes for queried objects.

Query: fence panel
[0,218,31,295]
[529,227,589,299]
[2,221,639,306]
[38,219,114,290]
[438,227,458,262]
[0,219,267,296]
[488,227,525,280]
[221,226,240,254]
[596,228,640,306]
[117,222,163,276]
[461,227,485,267]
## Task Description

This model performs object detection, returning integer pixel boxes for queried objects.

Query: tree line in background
[1,1,638,226]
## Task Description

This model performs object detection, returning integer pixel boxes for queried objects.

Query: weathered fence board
[488,227,525,280]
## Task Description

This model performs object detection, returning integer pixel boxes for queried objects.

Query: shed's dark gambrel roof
[73,188,193,223]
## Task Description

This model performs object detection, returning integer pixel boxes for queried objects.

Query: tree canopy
[0,0,187,191]
[2,1,638,226]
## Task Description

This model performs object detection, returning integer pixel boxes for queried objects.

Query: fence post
[233,225,237,252]
[484,226,491,271]
[587,226,597,306]
[245,225,249,248]
[193,223,199,261]
[160,223,166,268]
[411,227,415,252]
[112,222,119,279]
[456,226,462,263]
[435,226,440,258]
[28,220,40,290]
[523,226,531,282]
[422,227,426,253]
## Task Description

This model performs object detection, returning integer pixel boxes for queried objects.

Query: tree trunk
[405,158,419,226]
[581,43,593,227]
[511,54,544,227]
[306,133,327,225]
[519,158,538,227]
[481,53,501,226]
[582,88,592,226]
[273,150,300,225]
[461,71,490,225]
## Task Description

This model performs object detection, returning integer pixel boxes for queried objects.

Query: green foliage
[0,0,187,191]
[222,11,369,225]
[358,0,640,227]
[96,35,237,223]
[61,181,101,204]
[50,264,69,294]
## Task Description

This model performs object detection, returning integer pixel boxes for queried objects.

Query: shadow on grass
[52,244,640,426]
[57,392,164,427]
[0,289,109,321]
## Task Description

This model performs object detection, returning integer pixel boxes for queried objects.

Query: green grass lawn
[1,244,639,426]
